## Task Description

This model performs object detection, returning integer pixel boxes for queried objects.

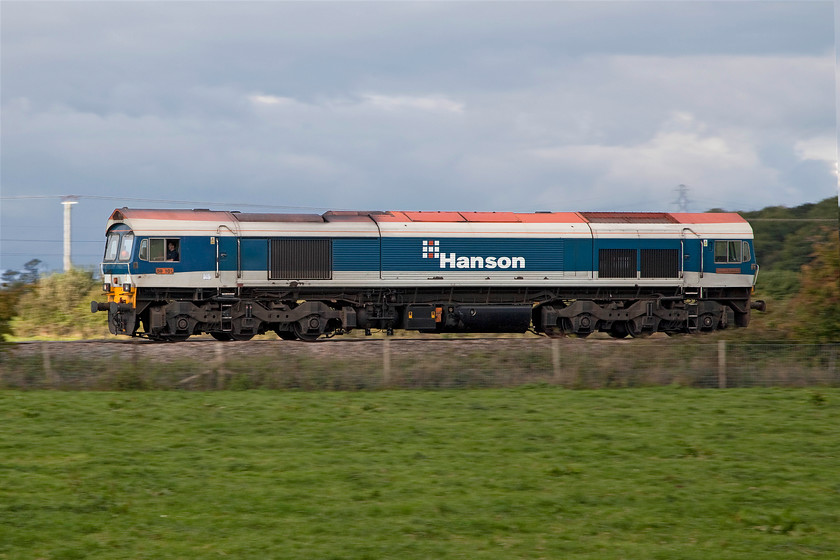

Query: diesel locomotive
[91,208,765,341]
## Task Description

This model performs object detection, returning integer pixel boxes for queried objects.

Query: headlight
[123,283,132,292]
[103,283,110,292]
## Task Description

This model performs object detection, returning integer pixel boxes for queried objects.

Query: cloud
[532,112,759,176]
[359,94,464,114]
[248,94,297,107]
[247,91,465,115]
[794,136,837,164]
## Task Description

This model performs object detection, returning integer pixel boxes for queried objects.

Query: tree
[791,230,840,342]
[20,259,42,284]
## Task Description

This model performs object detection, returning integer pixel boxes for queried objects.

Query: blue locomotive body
[92,208,762,341]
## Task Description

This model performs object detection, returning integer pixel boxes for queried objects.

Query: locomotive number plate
[155,268,175,275]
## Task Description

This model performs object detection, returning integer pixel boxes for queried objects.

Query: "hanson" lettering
[438,253,525,269]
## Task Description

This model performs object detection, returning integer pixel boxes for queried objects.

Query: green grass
[2,388,839,559]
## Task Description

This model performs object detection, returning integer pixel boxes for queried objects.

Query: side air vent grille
[640,249,680,278]
[599,249,637,279]
[269,239,332,280]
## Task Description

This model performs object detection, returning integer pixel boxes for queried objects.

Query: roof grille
[581,212,677,224]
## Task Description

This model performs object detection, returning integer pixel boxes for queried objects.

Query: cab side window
[166,240,180,262]
[149,239,165,262]
[714,240,745,264]
[139,238,180,262]
[727,241,741,262]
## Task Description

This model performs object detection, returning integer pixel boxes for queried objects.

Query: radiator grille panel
[640,249,680,278]
[269,239,332,280]
[599,249,637,278]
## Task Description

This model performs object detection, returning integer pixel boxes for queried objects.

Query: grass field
[2,387,839,559]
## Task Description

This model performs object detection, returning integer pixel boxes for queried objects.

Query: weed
[810,391,827,406]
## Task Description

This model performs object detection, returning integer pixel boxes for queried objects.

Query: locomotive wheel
[698,313,717,333]
[626,321,652,339]
[293,323,320,342]
[292,315,324,342]
[543,317,570,338]
[573,314,595,337]
[608,322,629,339]
[275,329,298,341]
[543,327,566,338]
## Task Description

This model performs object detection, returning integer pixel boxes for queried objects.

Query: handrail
[682,227,702,279]
[216,224,241,280]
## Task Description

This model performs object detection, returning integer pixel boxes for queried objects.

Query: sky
[1,1,837,273]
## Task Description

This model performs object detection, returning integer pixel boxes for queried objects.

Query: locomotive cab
[92,223,138,335]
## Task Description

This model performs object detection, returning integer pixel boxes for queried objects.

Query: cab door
[216,233,240,288]
[680,230,703,281]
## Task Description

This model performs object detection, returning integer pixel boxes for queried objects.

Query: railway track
[4,335,619,366]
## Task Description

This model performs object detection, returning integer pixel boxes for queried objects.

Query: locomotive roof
[109,208,747,225]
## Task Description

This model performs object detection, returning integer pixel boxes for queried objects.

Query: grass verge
[1,387,839,559]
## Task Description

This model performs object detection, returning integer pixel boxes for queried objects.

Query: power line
[0,239,102,243]
[0,194,337,211]
[747,218,837,222]
[0,195,64,200]
[1,252,102,257]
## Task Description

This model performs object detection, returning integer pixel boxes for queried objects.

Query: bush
[12,269,109,339]
[754,269,800,300]
[0,288,20,346]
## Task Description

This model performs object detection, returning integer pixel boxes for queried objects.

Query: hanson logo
[422,240,526,270]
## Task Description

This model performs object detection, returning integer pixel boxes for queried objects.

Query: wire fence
[1,338,838,391]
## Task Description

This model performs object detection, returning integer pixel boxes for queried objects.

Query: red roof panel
[371,211,411,222]
[516,212,587,223]
[401,211,466,222]
[459,212,521,222]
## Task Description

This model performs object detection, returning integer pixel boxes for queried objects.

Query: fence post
[718,340,727,389]
[382,338,391,387]
[131,341,139,384]
[551,338,562,385]
[42,343,56,388]
[215,342,225,389]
